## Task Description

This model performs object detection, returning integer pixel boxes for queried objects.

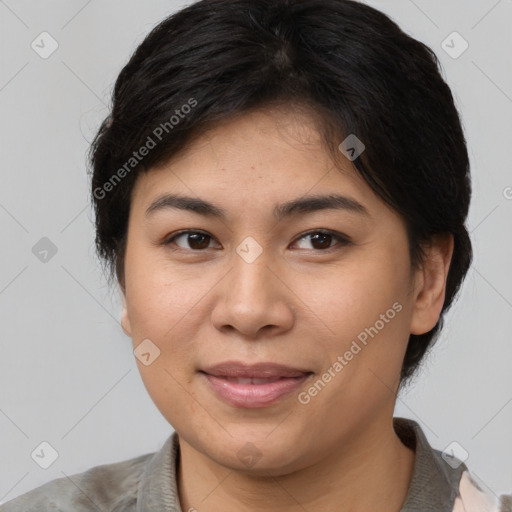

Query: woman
[4,0,510,510]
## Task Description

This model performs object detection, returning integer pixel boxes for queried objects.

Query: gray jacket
[2,417,510,511]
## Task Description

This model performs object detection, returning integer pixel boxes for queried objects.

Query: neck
[176,416,415,512]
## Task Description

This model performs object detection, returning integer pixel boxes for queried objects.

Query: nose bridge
[230,236,274,302]
[210,235,294,336]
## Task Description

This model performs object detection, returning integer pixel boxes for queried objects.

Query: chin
[203,429,310,475]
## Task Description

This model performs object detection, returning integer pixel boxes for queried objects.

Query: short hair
[88,0,472,390]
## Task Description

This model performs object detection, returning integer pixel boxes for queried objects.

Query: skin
[120,104,453,511]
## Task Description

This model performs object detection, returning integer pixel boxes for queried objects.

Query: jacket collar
[394,417,467,511]
[136,429,181,511]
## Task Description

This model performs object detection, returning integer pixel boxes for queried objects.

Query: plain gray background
[1,0,511,504]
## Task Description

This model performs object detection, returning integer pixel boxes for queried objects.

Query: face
[121,105,450,475]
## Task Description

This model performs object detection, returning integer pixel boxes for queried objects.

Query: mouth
[199,361,314,408]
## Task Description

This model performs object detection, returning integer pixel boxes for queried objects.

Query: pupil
[190,233,209,249]
[312,233,331,249]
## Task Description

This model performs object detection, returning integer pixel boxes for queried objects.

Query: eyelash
[162,229,352,253]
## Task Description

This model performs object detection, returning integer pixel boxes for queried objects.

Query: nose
[210,246,295,339]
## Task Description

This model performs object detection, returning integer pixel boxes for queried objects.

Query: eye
[162,229,351,252]
[164,230,219,251]
[291,230,351,251]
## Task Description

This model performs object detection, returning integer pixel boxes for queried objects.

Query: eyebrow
[145,193,370,220]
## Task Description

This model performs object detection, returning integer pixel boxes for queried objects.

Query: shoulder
[427,445,511,512]
[1,451,153,512]
[393,417,511,512]
[451,470,512,512]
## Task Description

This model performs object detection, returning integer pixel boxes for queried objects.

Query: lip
[199,361,313,408]
[201,361,311,379]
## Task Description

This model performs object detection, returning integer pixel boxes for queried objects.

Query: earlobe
[120,295,132,337]
[410,234,454,335]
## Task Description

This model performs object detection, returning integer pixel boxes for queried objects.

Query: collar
[394,417,467,511]
[136,417,467,511]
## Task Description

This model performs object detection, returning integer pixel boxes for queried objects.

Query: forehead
[131,106,374,209]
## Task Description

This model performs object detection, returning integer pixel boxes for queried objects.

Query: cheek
[292,248,412,405]
[124,241,208,340]
[294,251,409,340]
[124,264,206,422]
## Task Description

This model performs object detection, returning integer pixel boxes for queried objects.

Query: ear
[120,293,132,337]
[410,233,454,335]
